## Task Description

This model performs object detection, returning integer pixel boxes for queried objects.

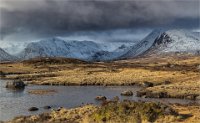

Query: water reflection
[0,79,199,121]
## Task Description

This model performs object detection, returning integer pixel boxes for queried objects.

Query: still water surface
[0,79,198,121]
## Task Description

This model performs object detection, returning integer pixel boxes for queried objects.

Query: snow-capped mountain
[0,48,17,62]
[5,29,200,61]
[19,38,112,60]
[120,29,200,59]
[120,29,164,59]
[90,44,132,61]
[152,30,200,53]
[0,42,28,55]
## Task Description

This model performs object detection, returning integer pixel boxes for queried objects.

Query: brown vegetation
[5,100,199,123]
[1,55,200,99]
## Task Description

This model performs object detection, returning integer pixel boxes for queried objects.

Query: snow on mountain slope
[153,30,200,53]
[19,38,111,60]
[120,29,200,59]
[90,44,133,61]
[0,48,17,61]
[1,42,28,55]
[120,29,164,59]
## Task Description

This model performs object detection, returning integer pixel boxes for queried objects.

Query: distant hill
[22,57,87,65]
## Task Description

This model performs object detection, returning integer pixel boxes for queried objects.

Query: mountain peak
[120,29,200,59]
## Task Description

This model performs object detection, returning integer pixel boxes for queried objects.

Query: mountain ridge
[0,48,17,62]
[120,29,200,59]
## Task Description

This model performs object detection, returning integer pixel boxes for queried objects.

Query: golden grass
[1,55,200,96]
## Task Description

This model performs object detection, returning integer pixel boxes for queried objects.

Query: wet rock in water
[142,81,154,87]
[136,90,147,97]
[121,90,133,96]
[43,106,51,109]
[185,94,199,100]
[146,91,168,98]
[57,107,63,111]
[137,90,168,98]
[95,96,107,101]
[6,80,25,89]
[28,107,39,111]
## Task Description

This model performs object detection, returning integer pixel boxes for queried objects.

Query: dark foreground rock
[121,90,133,96]
[28,107,39,111]
[6,80,25,89]
[95,96,107,101]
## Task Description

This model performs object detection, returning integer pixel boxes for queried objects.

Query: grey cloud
[0,0,199,41]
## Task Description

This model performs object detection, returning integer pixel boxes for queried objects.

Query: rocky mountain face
[18,37,134,61]
[1,29,199,62]
[120,29,200,59]
[0,48,17,62]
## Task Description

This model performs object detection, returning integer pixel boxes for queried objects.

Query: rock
[136,90,146,97]
[28,107,39,111]
[121,90,133,96]
[102,117,106,122]
[164,107,177,115]
[142,81,154,87]
[112,96,120,102]
[6,80,25,89]
[137,90,168,98]
[95,96,107,101]
[196,95,200,100]
[185,94,198,100]
[163,80,171,85]
[43,106,51,109]
[57,107,63,111]
[197,65,200,70]
[166,63,175,68]
[146,91,168,98]
[0,71,6,78]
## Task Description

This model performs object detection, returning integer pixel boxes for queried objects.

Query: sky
[0,0,199,43]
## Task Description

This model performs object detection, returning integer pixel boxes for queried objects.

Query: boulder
[95,96,107,101]
[142,82,154,87]
[121,90,133,96]
[163,81,171,85]
[6,80,25,89]
[112,96,120,102]
[197,65,200,70]
[28,107,39,111]
[43,106,51,109]
[136,90,147,97]
[0,71,6,78]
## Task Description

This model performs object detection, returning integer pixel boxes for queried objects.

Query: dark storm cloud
[0,0,199,40]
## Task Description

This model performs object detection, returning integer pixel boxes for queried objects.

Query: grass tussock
[6,100,196,123]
